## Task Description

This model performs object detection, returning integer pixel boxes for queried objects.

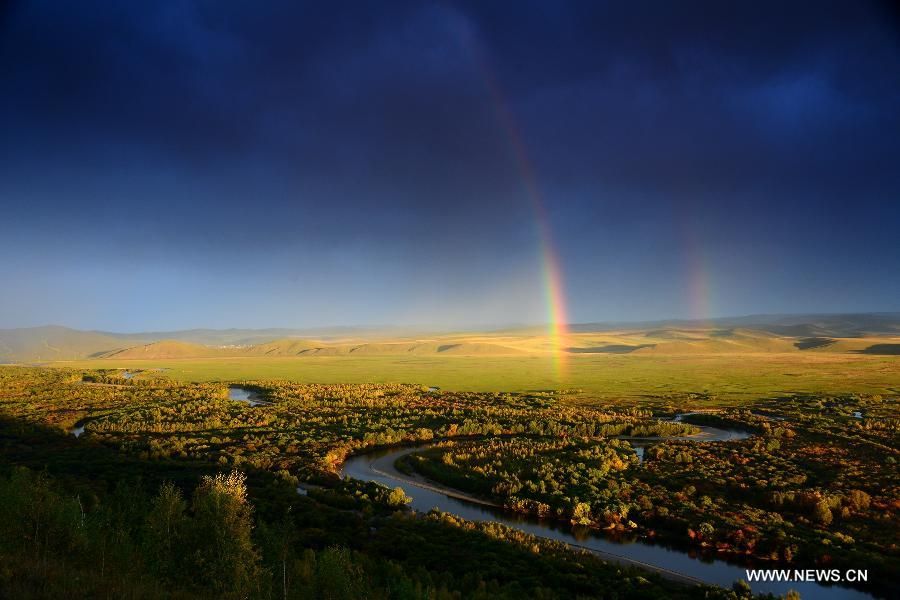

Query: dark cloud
[4,1,897,195]
[1,1,898,328]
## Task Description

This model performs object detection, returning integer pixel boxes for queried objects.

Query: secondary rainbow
[682,220,713,323]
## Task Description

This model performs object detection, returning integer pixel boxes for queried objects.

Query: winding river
[60,388,873,598]
[341,418,872,599]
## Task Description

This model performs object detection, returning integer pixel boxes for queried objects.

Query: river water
[228,386,272,406]
[341,419,872,599]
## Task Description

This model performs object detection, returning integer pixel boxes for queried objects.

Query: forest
[0,365,895,598]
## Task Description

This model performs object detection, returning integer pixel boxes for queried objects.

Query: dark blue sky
[2,1,899,330]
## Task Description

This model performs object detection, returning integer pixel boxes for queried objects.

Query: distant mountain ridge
[1,313,898,362]
[568,313,900,337]
[93,325,432,346]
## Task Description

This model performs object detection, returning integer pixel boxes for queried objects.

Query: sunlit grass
[56,352,899,406]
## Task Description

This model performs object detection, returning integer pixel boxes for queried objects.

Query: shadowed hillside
[566,344,656,354]
[0,326,140,362]
[858,343,900,355]
[795,337,837,350]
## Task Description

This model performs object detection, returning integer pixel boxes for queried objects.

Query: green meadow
[59,352,899,405]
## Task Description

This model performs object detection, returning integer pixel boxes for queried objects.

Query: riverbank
[350,444,713,586]
[340,425,873,599]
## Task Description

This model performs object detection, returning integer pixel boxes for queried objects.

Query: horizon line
[3,309,899,335]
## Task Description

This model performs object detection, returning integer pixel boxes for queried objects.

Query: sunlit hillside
[4,316,900,364]
[42,328,900,360]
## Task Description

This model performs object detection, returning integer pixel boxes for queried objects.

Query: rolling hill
[1,313,899,363]
[96,340,232,359]
[244,338,321,355]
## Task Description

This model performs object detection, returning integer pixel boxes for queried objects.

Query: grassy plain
[57,351,900,405]
[6,325,898,598]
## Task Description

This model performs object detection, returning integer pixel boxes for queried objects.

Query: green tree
[145,481,187,581]
[190,471,262,598]
[571,502,592,525]
[388,486,411,507]
[813,500,833,526]
[315,546,365,600]
[732,578,752,596]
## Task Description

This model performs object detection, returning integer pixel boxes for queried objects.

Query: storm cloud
[1,1,898,329]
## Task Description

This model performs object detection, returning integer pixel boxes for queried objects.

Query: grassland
[16,322,891,405]
[57,351,899,406]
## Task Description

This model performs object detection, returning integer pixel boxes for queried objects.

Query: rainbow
[462,32,570,378]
